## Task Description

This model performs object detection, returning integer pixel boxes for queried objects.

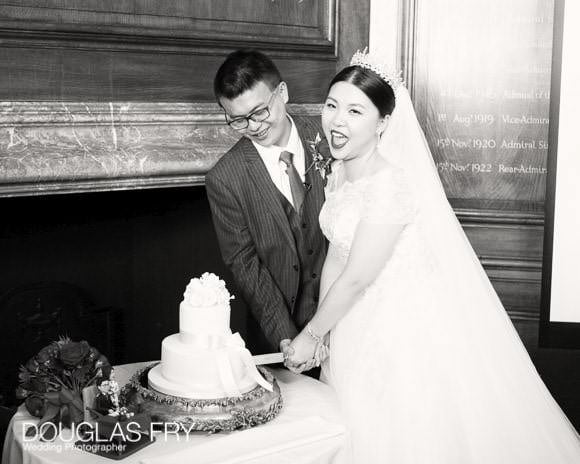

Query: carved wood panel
[0,1,331,44]
[0,0,337,101]
[458,209,543,321]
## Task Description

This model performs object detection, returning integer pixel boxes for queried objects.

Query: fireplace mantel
[0,102,321,197]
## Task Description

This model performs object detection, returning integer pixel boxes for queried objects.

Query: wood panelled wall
[459,208,543,334]
[0,0,369,102]
[0,0,334,101]
[0,0,369,195]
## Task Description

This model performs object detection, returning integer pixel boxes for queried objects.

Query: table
[2,362,348,464]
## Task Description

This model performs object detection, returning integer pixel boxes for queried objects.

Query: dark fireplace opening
[0,186,247,407]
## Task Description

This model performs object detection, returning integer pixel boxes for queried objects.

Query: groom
[206,49,327,357]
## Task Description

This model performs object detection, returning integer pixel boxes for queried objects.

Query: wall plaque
[411,0,554,211]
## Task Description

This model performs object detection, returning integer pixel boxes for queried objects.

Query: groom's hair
[214,49,282,101]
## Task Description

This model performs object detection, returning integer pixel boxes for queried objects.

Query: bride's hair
[328,66,396,117]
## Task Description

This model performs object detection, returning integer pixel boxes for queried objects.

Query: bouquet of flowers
[16,336,112,438]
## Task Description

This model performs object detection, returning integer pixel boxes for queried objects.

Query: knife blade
[252,352,285,365]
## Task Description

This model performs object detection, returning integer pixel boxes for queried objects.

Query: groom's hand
[284,333,320,374]
[280,339,293,361]
[280,338,305,373]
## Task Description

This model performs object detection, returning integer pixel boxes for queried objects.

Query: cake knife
[252,352,285,365]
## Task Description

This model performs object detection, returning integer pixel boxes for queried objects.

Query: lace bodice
[319,161,416,262]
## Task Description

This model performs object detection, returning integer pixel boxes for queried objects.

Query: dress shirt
[252,116,305,208]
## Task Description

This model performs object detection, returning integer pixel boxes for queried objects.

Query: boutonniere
[305,133,333,185]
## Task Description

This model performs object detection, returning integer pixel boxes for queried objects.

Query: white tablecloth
[2,363,349,464]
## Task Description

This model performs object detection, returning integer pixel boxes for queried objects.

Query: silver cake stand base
[120,363,283,433]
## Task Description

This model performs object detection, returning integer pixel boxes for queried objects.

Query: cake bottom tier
[148,333,257,399]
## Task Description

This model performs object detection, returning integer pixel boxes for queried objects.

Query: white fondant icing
[148,273,270,399]
[179,301,231,338]
[159,334,255,393]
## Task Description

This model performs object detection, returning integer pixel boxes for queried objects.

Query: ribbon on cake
[181,331,273,397]
[181,332,228,349]
[217,333,274,396]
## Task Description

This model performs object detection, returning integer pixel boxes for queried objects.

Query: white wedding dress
[318,89,580,463]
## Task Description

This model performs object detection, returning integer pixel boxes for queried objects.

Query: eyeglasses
[224,86,279,130]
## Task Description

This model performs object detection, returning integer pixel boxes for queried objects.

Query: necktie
[279,150,305,213]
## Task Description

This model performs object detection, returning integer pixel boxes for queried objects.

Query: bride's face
[321,81,385,161]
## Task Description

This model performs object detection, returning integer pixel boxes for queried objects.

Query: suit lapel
[242,140,297,255]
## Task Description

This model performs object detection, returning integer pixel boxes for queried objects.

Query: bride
[284,50,580,463]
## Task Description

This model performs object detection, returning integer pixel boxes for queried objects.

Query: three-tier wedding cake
[148,273,272,399]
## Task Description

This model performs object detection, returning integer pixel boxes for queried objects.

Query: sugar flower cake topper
[183,272,234,306]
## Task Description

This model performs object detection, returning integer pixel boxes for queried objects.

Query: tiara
[350,48,404,92]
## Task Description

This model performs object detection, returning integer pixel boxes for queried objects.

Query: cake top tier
[182,272,234,307]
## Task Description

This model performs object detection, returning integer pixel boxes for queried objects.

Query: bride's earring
[376,123,385,140]
[376,116,389,141]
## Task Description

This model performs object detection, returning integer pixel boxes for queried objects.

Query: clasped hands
[280,331,329,374]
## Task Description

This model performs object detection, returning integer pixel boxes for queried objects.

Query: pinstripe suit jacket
[205,116,327,351]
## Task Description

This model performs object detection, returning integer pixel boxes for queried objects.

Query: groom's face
[219,81,291,148]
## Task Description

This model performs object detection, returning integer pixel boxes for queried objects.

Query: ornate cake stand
[120,363,283,433]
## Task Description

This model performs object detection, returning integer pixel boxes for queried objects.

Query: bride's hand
[285,332,318,373]
[314,338,330,365]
